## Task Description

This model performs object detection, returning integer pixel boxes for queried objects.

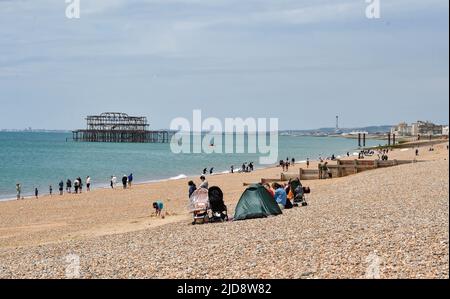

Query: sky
[0,0,448,130]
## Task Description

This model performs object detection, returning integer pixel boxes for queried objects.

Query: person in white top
[86,176,91,192]
[199,175,208,189]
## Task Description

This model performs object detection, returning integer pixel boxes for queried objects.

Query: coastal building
[411,121,443,136]
[391,121,443,137]
[390,122,412,136]
[443,126,449,136]
[72,112,170,143]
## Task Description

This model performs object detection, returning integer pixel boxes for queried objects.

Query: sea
[0,132,384,200]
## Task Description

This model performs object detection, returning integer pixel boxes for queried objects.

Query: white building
[443,126,449,136]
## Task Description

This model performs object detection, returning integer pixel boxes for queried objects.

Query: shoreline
[0,140,447,278]
[0,145,363,202]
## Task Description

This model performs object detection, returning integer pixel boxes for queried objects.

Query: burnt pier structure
[72,112,170,143]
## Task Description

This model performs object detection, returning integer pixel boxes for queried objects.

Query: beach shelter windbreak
[234,184,282,221]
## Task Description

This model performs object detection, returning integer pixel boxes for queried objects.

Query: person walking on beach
[230,165,234,174]
[188,181,197,198]
[306,158,310,169]
[128,173,133,188]
[199,175,208,189]
[49,185,53,196]
[415,148,419,156]
[209,167,214,175]
[58,180,64,195]
[86,176,91,192]
[35,187,39,199]
[249,162,254,172]
[66,179,72,193]
[16,183,21,200]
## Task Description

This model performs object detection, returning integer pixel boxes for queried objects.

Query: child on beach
[152,201,165,218]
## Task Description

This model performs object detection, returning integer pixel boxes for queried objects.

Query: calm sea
[0,132,383,200]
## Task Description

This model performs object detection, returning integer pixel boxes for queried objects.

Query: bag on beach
[303,187,311,194]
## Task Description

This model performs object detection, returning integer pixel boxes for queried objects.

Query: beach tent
[234,184,282,221]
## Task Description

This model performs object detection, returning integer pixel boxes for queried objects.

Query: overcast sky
[0,0,448,130]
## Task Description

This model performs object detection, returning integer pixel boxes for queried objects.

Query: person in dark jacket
[122,175,128,189]
[188,181,197,198]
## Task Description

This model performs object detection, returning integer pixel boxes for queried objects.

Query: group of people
[280,157,295,172]
[187,176,209,198]
[262,179,306,210]
[15,173,135,200]
[62,177,89,195]
[110,173,133,189]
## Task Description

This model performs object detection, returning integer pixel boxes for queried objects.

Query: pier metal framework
[72,112,170,143]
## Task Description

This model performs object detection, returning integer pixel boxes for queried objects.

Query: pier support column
[358,133,361,147]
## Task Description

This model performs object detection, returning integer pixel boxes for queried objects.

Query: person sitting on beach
[199,176,208,189]
[58,180,64,195]
[188,181,197,198]
[122,175,128,189]
[152,201,165,218]
[128,173,133,188]
[263,183,274,198]
[272,183,287,210]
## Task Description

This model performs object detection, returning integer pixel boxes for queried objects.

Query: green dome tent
[234,184,282,221]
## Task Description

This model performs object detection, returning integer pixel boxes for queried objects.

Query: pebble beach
[0,141,448,279]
